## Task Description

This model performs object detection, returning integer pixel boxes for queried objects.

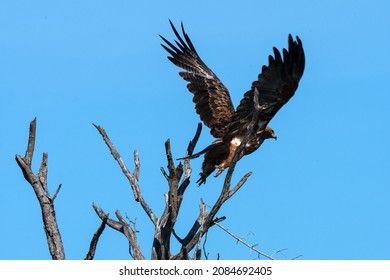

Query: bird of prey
[160,21,305,185]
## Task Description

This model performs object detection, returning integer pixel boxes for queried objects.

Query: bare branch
[93,124,136,197]
[152,135,197,260]
[133,150,140,181]
[202,231,209,260]
[178,123,202,195]
[170,200,208,260]
[92,203,145,260]
[228,171,252,198]
[85,214,108,260]
[115,210,145,260]
[160,167,170,181]
[194,246,202,260]
[292,254,303,260]
[164,139,176,175]
[214,222,274,260]
[52,183,62,202]
[15,118,65,260]
[185,123,202,157]
[93,124,157,225]
[24,117,36,167]
[92,203,121,231]
[179,200,207,247]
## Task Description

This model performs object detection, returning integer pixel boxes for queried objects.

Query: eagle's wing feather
[161,21,235,138]
[229,35,305,137]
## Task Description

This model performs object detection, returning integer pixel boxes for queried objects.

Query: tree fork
[15,118,65,260]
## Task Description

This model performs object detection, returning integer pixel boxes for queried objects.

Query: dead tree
[15,90,273,260]
[92,122,253,260]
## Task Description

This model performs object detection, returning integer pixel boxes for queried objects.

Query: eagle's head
[259,126,277,140]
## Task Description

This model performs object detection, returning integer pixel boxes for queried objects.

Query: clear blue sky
[1,0,389,260]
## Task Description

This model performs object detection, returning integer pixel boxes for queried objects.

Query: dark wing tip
[292,34,305,75]
[168,19,175,31]
[285,34,305,76]
[160,34,182,57]
[288,34,294,45]
[296,36,302,48]
[287,34,303,49]
[161,20,198,56]
[180,21,198,55]
[273,47,282,63]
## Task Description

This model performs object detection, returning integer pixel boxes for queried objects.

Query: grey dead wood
[92,204,145,260]
[85,214,108,260]
[15,118,65,260]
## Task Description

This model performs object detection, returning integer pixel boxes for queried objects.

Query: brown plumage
[161,21,305,185]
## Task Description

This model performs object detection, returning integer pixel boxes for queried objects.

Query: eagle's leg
[214,166,225,177]
[198,141,230,184]
[214,158,233,177]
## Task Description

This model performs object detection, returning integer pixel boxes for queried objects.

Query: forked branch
[15,118,65,260]
[93,124,157,225]
[92,203,145,260]
[214,222,274,260]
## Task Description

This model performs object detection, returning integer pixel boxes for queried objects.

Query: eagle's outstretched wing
[160,21,235,138]
[228,35,305,138]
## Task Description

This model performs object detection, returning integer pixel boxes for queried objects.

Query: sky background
[1,0,389,260]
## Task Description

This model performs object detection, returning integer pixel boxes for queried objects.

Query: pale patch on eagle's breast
[231,136,242,147]
[231,136,252,149]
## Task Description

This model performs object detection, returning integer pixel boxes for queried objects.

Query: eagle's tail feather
[176,139,223,160]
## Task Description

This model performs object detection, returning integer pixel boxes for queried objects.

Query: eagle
[160,21,305,185]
